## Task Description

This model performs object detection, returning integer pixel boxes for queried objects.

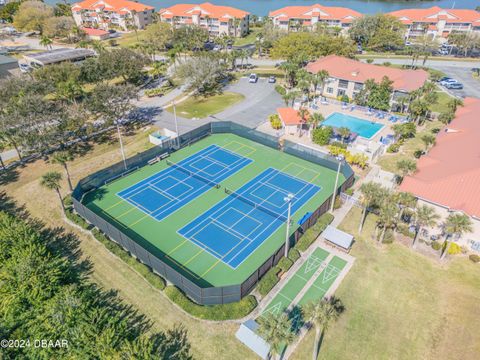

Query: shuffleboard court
[298,256,347,306]
[178,168,321,268]
[261,248,330,318]
[117,144,252,221]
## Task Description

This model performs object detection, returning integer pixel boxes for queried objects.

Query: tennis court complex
[82,134,346,288]
[179,168,321,268]
[117,145,252,221]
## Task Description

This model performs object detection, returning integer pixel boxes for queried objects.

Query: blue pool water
[323,112,384,139]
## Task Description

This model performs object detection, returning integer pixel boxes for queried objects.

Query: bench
[147,152,169,165]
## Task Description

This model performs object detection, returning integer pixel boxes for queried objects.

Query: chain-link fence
[73,121,355,304]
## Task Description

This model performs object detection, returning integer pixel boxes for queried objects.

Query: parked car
[248,73,258,83]
[445,82,463,90]
[212,45,222,51]
[268,76,276,83]
[440,78,458,85]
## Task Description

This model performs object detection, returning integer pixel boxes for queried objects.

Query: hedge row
[296,213,335,252]
[164,286,257,320]
[64,199,258,319]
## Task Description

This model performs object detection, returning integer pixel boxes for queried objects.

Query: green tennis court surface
[82,134,345,288]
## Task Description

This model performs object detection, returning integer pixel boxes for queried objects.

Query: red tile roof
[159,2,249,19]
[277,108,305,126]
[305,55,428,92]
[389,6,480,25]
[400,98,480,218]
[269,4,361,24]
[72,0,154,13]
[82,27,109,36]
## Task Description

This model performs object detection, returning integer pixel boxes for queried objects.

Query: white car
[248,73,258,83]
[440,78,458,86]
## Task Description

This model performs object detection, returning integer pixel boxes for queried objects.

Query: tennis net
[224,188,288,222]
[166,160,221,189]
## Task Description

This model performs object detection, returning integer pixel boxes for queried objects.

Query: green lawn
[166,92,245,119]
[112,30,148,48]
[430,91,453,114]
[233,29,261,46]
[291,207,480,360]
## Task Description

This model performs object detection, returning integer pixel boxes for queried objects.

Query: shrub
[330,141,347,149]
[344,188,354,196]
[469,254,480,263]
[366,58,374,64]
[257,268,280,296]
[164,286,257,320]
[296,213,334,252]
[431,128,441,134]
[382,229,394,244]
[431,241,442,251]
[387,143,400,153]
[383,62,391,67]
[269,114,282,130]
[145,88,165,97]
[65,208,91,230]
[277,256,294,273]
[413,149,423,159]
[312,126,333,146]
[288,248,300,262]
[275,85,287,96]
[340,94,350,103]
[328,145,368,169]
[333,195,342,210]
[447,242,462,255]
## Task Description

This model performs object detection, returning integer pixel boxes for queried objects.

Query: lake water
[51,0,478,15]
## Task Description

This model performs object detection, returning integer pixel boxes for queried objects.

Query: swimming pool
[323,112,384,139]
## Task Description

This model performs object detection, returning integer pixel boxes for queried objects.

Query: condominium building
[389,6,480,39]
[158,2,249,37]
[269,4,361,33]
[71,0,155,32]
[305,55,428,109]
[400,97,480,250]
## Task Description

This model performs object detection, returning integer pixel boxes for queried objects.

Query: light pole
[284,193,294,257]
[330,155,344,212]
[116,121,127,170]
[173,100,180,149]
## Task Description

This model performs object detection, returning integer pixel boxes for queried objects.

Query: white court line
[213,207,263,236]
[117,144,221,198]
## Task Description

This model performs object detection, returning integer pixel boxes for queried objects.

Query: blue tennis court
[178,168,322,268]
[117,145,252,221]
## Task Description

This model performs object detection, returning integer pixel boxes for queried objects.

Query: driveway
[149,77,282,134]
[369,58,480,98]
[215,77,283,127]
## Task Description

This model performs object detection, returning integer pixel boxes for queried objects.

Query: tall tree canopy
[270,32,356,61]
[349,14,405,51]
[0,207,192,359]
[13,0,54,34]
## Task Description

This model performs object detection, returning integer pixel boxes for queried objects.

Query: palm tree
[308,112,324,130]
[358,182,382,233]
[376,199,399,243]
[40,36,53,51]
[297,107,310,126]
[394,192,416,223]
[396,159,417,183]
[440,213,473,259]
[311,70,329,97]
[303,297,343,360]
[337,127,351,144]
[51,151,74,192]
[412,204,439,248]
[421,133,436,152]
[40,171,65,214]
[257,313,295,359]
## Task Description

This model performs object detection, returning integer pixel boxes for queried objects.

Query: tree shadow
[0,168,19,186]
[288,305,305,335]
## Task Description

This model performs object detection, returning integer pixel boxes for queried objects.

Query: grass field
[166,92,244,119]
[291,207,480,360]
[83,134,343,288]
[233,29,261,46]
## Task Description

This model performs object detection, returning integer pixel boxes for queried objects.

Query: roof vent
[351,71,359,77]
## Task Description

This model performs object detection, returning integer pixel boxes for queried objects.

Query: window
[326,87,334,94]
[354,82,363,91]
[337,89,346,97]
[338,80,349,89]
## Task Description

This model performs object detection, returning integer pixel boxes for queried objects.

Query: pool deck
[314,102,392,142]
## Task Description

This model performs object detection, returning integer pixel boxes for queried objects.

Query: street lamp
[115,120,127,170]
[330,154,344,212]
[284,193,294,257]
[173,100,180,149]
